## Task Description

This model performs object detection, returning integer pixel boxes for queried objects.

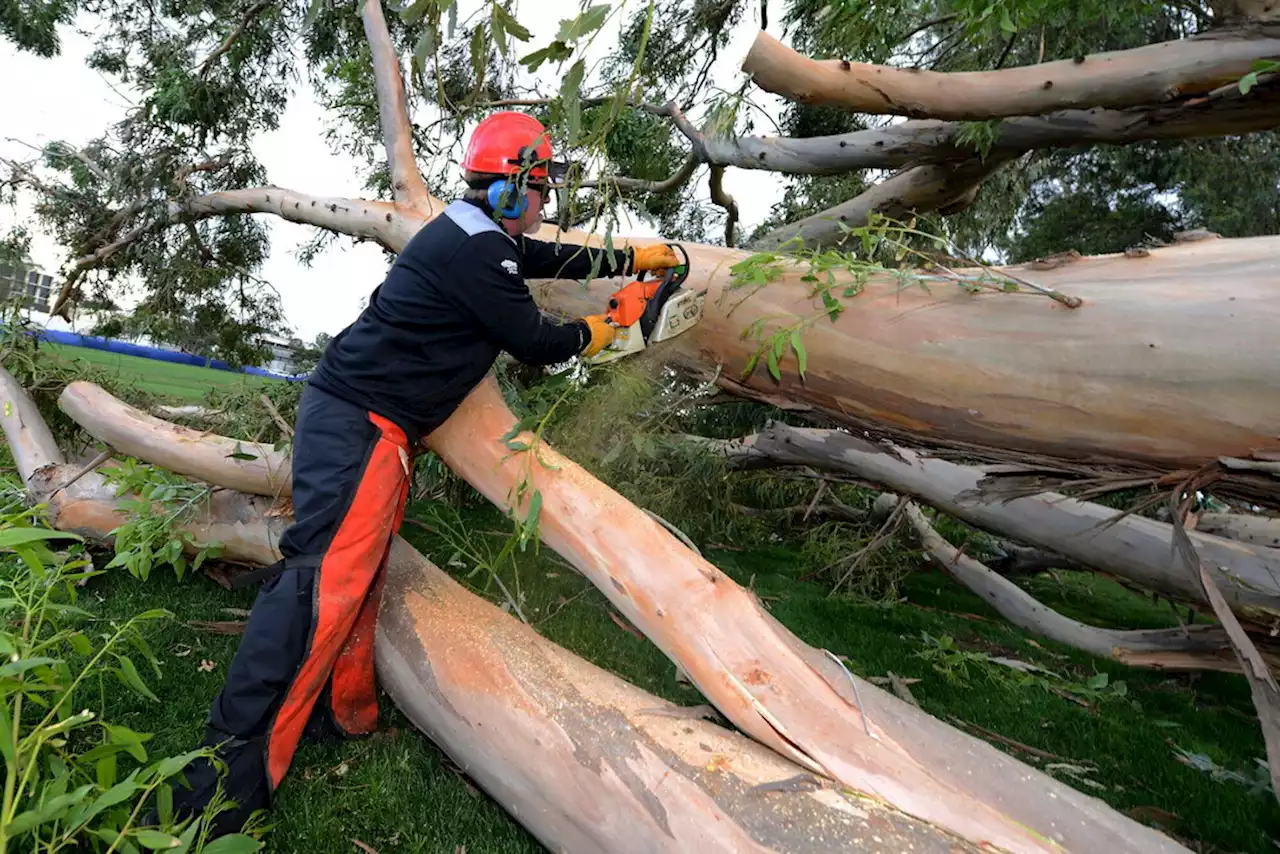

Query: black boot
[141,727,270,839]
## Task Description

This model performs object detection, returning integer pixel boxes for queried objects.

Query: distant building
[259,334,305,375]
[0,264,54,313]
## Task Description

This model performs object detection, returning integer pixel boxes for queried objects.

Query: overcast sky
[0,0,787,343]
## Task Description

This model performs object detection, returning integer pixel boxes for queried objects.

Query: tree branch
[709,165,739,247]
[49,186,424,317]
[751,153,1017,250]
[360,0,434,211]
[578,153,698,193]
[741,28,1280,120]
[197,0,273,78]
[686,77,1280,175]
[901,499,1280,674]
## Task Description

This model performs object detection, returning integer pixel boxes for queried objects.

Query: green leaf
[557,4,610,43]
[134,830,183,849]
[1240,71,1259,95]
[742,349,761,378]
[115,655,159,702]
[0,656,61,678]
[821,289,842,320]
[0,701,14,766]
[83,771,144,824]
[766,347,781,382]
[97,753,118,789]
[999,6,1015,33]
[0,527,80,549]
[201,835,263,854]
[493,3,530,41]
[399,0,433,26]
[525,490,542,532]
[304,0,326,28]
[226,444,257,462]
[412,27,437,76]
[68,631,93,656]
[470,24,487,88]
[157,781,174,825]
[1087,672,1109,690]
[790,330,808,378]
[109,724,152,762]
[561,60,585,144]
[521,42,571,73]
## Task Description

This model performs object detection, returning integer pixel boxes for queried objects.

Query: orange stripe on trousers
[267,413,410,787]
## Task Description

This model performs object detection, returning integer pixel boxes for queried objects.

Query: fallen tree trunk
[53,377,1191,853]
[377,536,984,854]
[532,232,1280,475]
[899,499,1280,673]
[740,28,1280,120]
[702,424,1280,623]
[1,367,285,565]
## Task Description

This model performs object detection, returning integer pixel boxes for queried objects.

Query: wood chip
[188,620,247,635]
[352,840,379,854]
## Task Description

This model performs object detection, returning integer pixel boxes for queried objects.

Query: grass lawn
[40,342,281,402]
[10,347,1280,853]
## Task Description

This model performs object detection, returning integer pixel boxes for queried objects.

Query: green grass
[10,350,1280,853]
[73,501,1279,854]
[40,343,278,402]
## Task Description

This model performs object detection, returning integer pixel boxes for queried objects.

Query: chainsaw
[586,243,705,365]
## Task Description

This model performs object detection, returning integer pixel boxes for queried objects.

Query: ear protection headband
[487,177,527,219]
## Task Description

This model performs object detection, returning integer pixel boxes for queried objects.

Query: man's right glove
[580,314,615,357]
[631,243,682,274]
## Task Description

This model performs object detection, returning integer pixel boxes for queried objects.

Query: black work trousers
[171,383,413,835]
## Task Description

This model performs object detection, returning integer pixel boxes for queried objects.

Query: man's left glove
[580,314,616,357]
[631,243,682,273]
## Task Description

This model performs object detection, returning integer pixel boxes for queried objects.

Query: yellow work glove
[631,243,681,273]
[580,314,616,357]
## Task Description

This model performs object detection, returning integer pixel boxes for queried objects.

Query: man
[165,111,682,835]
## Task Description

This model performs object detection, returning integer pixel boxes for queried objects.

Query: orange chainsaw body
[606,278,663,328]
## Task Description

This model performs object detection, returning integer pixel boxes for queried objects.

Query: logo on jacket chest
[500,259,520,277]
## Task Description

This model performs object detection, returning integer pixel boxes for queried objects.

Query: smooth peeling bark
[530,231,1280,469]
[722,425,1280,621]
[376,535,989,854]
[423,374,1189,854]
[741,29,1280,120]
[59,381,293,498]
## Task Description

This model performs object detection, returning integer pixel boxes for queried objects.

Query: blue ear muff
[487,179,527,219]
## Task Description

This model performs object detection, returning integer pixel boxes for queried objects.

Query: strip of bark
[741,28,1280,120]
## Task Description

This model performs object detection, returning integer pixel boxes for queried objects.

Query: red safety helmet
[462,112,567,184]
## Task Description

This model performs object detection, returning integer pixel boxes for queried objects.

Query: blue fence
[31,327,308,382]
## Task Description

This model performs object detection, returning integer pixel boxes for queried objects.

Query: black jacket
[308,199,632,443]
